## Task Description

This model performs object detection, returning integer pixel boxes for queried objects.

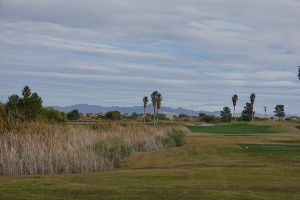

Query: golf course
[0,122,299,200]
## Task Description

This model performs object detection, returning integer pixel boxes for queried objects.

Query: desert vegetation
[0,86,189,176]
[0,122,188,176]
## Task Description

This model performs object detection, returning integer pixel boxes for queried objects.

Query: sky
[0,0,300,115]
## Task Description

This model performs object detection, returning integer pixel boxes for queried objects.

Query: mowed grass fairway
[1,123,300,200]
[187,123,275,135]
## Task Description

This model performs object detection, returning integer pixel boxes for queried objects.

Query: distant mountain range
[53,104,220,116]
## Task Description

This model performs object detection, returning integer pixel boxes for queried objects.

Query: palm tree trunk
[252,105,254,123]
[155,103,158,126]
[156,108,159,125]
[265,111,266,120]
[234,106,236,123]
[144,107,146,123]
[153,106,156,126]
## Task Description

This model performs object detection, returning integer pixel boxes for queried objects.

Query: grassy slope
[1,122,300,200]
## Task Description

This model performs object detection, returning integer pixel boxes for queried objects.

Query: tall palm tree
[264,106,267,120]
[232,94,238,122]
[22,86,31,98]
[151,91,158,125]
[156,93,162,124]
[250,93,256,122]
[143,96,148,122]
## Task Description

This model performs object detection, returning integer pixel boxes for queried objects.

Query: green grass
[1,122,300,199]
[187,123,274,135]
[1,168,300,200]
[240,144,300,155]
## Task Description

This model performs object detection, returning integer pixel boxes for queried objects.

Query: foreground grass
[0,122,300,199]
[1,167,300,200]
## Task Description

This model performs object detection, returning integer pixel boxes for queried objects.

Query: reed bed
[0,122,189,176]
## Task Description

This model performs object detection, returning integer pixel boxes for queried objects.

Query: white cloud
[190,20,252,32]
[0,0,300,114]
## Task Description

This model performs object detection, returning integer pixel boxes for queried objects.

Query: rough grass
[0,122,189,175]
[1,122,300,199]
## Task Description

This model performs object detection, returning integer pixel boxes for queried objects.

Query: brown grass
[0,122,189,176]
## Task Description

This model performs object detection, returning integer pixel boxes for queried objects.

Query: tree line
[2,67,298,128]
[220,93,286,122]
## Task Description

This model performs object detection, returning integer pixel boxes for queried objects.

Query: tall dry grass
[0,122,189,176]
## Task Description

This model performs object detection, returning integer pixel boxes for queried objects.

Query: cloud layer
[0,0,300,114]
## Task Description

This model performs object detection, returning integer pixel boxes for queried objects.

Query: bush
[178,113,189,118]
[130,112,139,119]
[199,114,217,123]
[67,109,80,121]
[160,130,185,148]
[157,113,169,120]
[105,111,121,120]
[41,108,67,124]
[168,130,185,147]
[91,138,131,168]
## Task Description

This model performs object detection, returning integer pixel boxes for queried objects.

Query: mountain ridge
[52,104,220,116]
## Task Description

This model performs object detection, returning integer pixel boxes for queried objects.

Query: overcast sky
[0,0,300,114]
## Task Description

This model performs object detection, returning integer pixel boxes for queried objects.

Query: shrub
[105,111,121,120]
[160,130,186,148]
[157,113,169,120]
[41,108,67,124]
[91,138,131,168]
[161,135,173,148]
[67,109,80,121]
[168,130,185,147]
[178,113,189,118]
[130,112,139,119]
[199,114,217,123]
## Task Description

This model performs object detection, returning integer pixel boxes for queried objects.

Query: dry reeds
[0,122,189,176]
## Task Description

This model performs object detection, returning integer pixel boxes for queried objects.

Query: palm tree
[151,91,158,125]
[22,86,31,98]
[250,93,256,122]
[143,96,148,122]
[264,107,267,120]
[232,94,238,122]
[156,93,162,124]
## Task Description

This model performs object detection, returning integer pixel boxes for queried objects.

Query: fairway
[187,123,274,135]
[240,144,300,154]
[0,123,300,200]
